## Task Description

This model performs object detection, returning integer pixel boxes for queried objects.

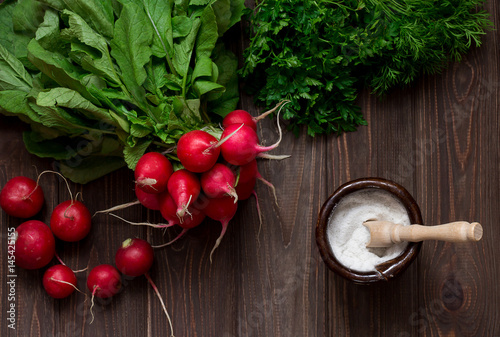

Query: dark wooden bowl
[315,178,423,284]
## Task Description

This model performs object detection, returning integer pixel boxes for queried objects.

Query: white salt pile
[327,189,411,272]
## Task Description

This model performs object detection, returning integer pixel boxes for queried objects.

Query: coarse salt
[327,188,411,272]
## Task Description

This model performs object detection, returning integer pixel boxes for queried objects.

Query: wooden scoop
[363,221,483,248]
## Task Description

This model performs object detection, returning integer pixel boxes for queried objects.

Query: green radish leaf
[207,44,239,116]
[140,0,175,61]
[189,0,214,5]
[22,130,78,160]
[110,2,153,111]
[60,10,122,85]
[0,1,32,64]
[27,39,101,105]
[193,80,224,96]
[36,87,114,124]
[12,0,45,34]
[191,56,214,83]
[37,0,114,38]
[30,101,88,134]
[172,15,193,38]
[144,59,169,94]
[123,138,152,169]
[173,18,201,78]
[195,5,217,60]
[35,9,61,51]
[0,44,33,92]
[59,155,126,184]
[212,0,231,37]
[0,90,40,122]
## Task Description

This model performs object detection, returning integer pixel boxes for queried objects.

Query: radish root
[93,200,141,217]
[145,273,175,337]
[89,286,97,324]
[254,100,290,122]
[109,213,174,229]
[152,229,188,248]
[50,278,87,297]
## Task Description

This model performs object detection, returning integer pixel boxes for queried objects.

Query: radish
[201,163,238,202]
[222,101,288,131]
[50,200,92,242]
[87,264,122,324]
[43,264,78,299]
[87,264,122,299]
[235,177,263,232]
[167,169,200,220]
[0,176,44,218]
[235,176,257,201]
[204,196,238,262]
[221,100,290,166]
[14,220,55,270]
[176,126,245,173]
[156,193,206,247]
[238,159,278,204]
[220,123,288,166]
[115,238,154,277]
[135,152,173,194]
[114,238,175,336]
[176,130,220,173]
[135,184,163,210]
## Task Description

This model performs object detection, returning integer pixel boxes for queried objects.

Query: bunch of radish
[0,103,287,334]
[102,103,289,261]
[0,171,175,333]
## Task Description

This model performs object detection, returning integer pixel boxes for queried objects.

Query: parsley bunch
[242,0,492,136]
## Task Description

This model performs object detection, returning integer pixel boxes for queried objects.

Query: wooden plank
[413,2,500,333]
[325,87,421,336]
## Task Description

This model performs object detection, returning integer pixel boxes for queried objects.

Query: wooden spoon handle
[393,221,483,244]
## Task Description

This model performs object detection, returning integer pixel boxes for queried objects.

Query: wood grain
[1,1,500,336]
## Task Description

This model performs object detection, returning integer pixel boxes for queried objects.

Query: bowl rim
[315,177,423,284]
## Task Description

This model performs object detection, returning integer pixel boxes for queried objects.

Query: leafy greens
[0,0,245,183]
[241,0,493,136]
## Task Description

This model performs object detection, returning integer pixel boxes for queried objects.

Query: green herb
[242,0,493,136]
[0,0,245,183]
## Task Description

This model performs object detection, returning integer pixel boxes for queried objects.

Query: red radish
[14,220,55,270]
[201,163,238,202]
[50,200,92,242]
[204,196,238,262]
[159,192,179,226]
[114,238,175,336]
[135,184,162,210]
[221,100,290,166]
[167,169,200,220]
[43,264,78,299]
[135,152,173,194]
[235,176,257,201]
[115,238,154,277]
[0,176,44,218]
[238,159,278,204]
[177,130,220,173]
[157,193,206,247]
[222,101,288,132]
[87,264,121,299]
[87,264,122,324]
[220,123,288,166]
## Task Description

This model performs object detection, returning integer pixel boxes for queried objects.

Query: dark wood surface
[1,2,499,336]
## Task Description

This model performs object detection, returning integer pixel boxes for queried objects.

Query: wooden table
[1,2,499,336]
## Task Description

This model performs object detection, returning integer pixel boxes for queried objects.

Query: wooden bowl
[315,177,423,284]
